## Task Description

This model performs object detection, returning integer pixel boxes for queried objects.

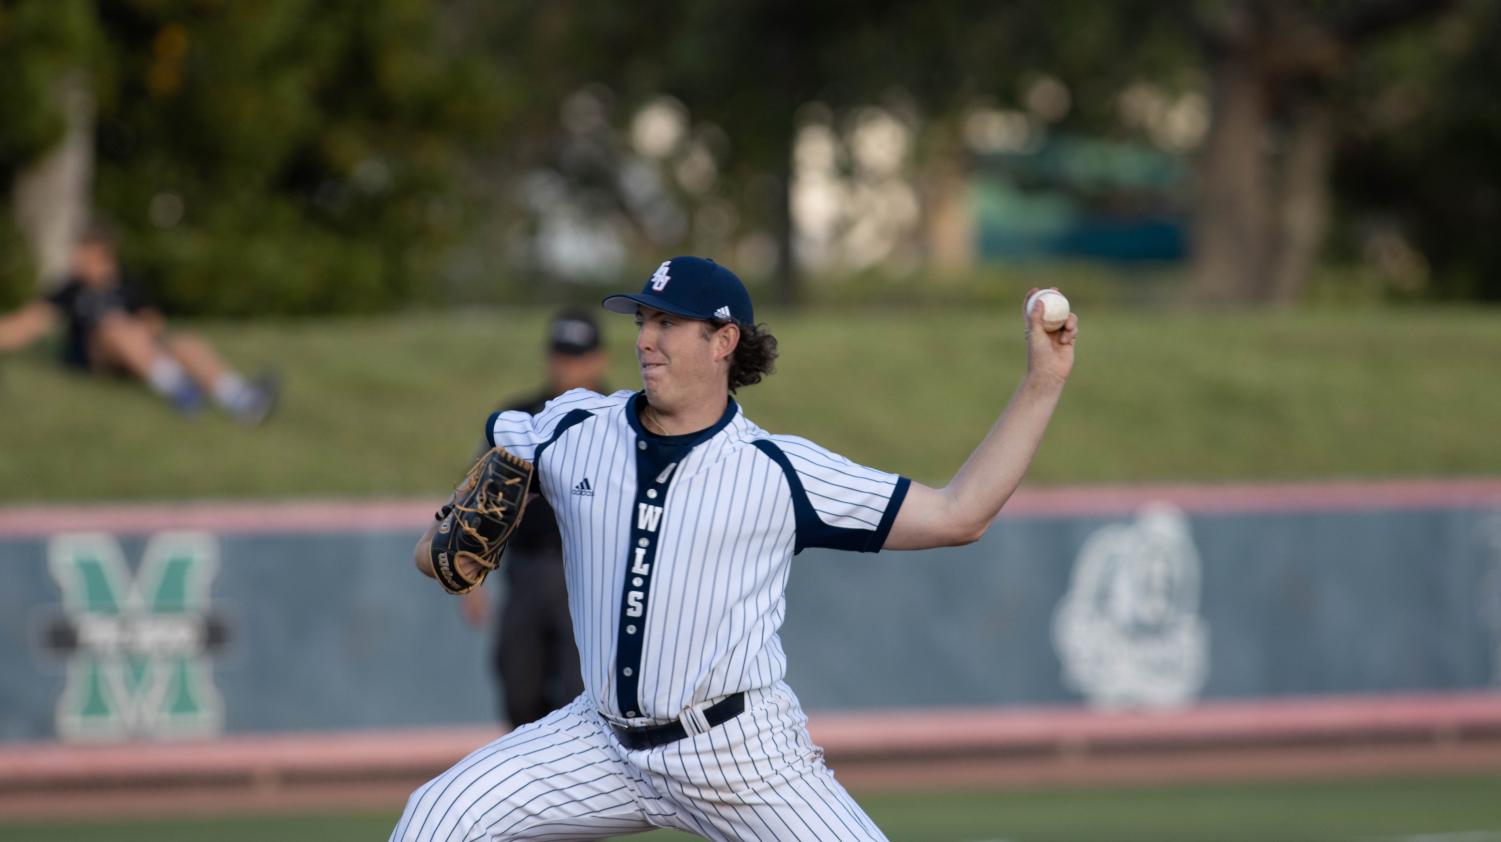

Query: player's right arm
[0,300,56,352]
[883,291,1077,550]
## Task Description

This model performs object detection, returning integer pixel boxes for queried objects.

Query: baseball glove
[429,446,534,595]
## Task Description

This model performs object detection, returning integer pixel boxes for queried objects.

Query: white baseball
[1026,289,1070,332]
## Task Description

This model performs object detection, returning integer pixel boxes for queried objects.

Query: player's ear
[714,323,740,362]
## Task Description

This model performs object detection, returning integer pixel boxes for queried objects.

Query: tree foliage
[2,0,1497,313]
[3,0,511,315]
[1333,0,1501,300]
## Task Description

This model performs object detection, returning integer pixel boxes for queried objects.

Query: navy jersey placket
[613,434,686,719]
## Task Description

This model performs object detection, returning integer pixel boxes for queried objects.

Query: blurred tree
[471,0,860,303]
[2,0,512,316]
[474,0,1186,302]
[0,0,102,306]
[1185,0,1458,305]
[1333,0,1501,301]
[9,1,1488,314]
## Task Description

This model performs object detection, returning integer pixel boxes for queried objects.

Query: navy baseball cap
[601,256,753,326]
[547,309,602,356]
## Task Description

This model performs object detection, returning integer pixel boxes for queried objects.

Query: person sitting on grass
[0,222,278,425]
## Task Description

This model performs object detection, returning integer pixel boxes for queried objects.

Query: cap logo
[714,306,732,320]
[649,261,672,292]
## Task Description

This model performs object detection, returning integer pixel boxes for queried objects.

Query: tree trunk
[1191,46,1271,305]
[772,142,799,308]
[920,123,974,277]
[12,72,95,290]
[1268,97,1334,304]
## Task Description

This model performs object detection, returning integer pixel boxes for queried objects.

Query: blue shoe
[229,372,280,426]
[169,381,205,415]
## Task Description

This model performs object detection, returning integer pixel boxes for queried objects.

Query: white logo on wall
[1479,513,1501,687]
[1052,503,1209,709]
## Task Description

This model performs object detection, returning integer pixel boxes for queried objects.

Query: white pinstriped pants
[390,683,887,841]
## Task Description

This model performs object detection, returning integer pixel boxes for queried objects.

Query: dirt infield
[2,692,1498,822]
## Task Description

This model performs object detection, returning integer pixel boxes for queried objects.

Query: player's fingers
[1058,313,1079,345]
[1022,287,1041,320]
[1024,293,1049,331]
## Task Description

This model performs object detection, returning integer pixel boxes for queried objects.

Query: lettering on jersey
[637,503,664,532]
[625,591,645,618]
[655,463,678,484]
[630,547,651,576]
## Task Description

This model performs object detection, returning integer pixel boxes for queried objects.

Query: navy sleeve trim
[869,476,911,552]
[532,408,595,475]
[751,439,897,554]
[483,411,503,448]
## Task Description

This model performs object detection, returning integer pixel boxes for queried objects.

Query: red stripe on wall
[1001,477,1501,517]
[0,692,1496,788]
[0,499,434,538]
[808,691,1501,756]
[0,478,1498,538]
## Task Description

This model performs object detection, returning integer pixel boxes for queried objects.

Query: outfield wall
[1,479,1500,745]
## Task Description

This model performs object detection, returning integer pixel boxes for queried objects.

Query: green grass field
[3,777,1498,841]
[3,304,1499,503]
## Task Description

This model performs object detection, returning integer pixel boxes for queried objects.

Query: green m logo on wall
[46,532,228,742]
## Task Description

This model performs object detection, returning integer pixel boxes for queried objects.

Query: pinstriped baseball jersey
[484,387,911,725]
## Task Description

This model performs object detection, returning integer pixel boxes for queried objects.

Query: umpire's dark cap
[601,256,753,326]
[548,309,603,356]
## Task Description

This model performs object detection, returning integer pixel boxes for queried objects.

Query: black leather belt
[611,692,745,751]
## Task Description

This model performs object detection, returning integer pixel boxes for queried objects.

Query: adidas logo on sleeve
[572,478,594,497]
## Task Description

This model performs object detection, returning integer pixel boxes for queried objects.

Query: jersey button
[638,441,647,451]
[646,489,658,499]
[626,624,637,634]
[626,710,637,717]
[622,667,633,677]
[632,577,643,586]
[638,537,649,547]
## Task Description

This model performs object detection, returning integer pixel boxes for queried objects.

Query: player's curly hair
[706,320,778,392]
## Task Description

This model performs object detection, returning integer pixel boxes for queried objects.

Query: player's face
[634,306,729,408]
[73,242,118,287]
[548,350,606,393]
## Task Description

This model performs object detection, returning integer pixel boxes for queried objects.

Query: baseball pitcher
[394,256,1078,841]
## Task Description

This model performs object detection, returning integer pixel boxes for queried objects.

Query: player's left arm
[883,290,1077,550]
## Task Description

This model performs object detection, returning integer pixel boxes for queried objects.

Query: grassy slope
[1,306,1498,503]
[3,776,1498,841]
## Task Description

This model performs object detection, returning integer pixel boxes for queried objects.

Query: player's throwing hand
[1023,286,1078,386]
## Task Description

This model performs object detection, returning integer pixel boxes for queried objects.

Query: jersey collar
[626,391,739,449]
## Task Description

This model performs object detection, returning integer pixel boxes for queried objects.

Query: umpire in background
[461,309,608,727]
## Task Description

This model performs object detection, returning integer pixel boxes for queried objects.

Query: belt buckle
[614,720,674,751]
[677,701,714,737]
